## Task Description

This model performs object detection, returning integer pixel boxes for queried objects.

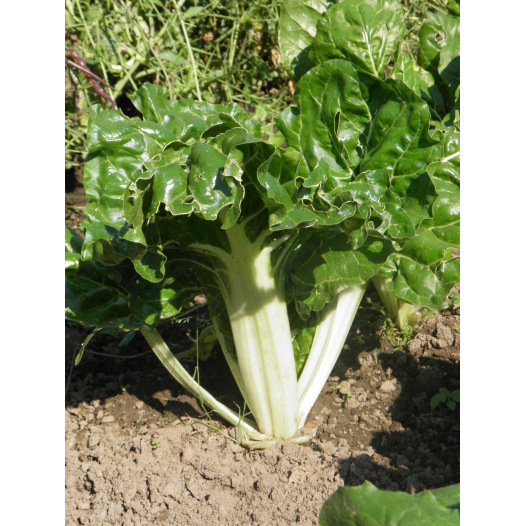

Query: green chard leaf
[310,0,406,78]
[288,230,396,312]
[278,0,330,79]
[375,122,460,312]
[419,11,460,109]
[66,227,197,329]
[390,49,446,119]
[319,481,460,526]
[273,60,441,234]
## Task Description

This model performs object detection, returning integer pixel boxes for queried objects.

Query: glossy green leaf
[278,0,329,78]
[66,228,195,330]
[319,481,460,525]
[310,0,405,77]
[390,50,445,118]
[131,83,263,141]
[289,231,395,311]
[375,124,460,312]
[74,328,102,366]
[447,0,460,16]
[419,12,460,107]
[382,254,459,312]
[274,60,441,232]
[65,227,83,269]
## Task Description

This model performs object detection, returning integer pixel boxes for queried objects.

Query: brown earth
[65,180,459,526]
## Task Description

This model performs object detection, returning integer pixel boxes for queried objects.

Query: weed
[430,388,460,411]
[381,317,416,352]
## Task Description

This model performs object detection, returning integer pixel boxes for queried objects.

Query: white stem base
[297,284,367,428]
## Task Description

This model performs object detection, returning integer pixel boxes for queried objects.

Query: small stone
[344,396,361,410]
[163,482,182,498]
[338,380,352,393]
[380,380,397,393]
[288,469,304,483]
[88,434,100,448]
[408,339,424,355]
[101,415,115,423]
[436,323,455,346]
[135,401,144,410]
[319,440,338,456]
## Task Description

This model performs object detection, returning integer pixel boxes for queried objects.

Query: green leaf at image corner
[319,481,460,525]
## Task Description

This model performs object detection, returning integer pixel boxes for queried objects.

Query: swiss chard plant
[66,0,459,444]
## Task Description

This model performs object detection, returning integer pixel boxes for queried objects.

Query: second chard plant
[66,0,459,444]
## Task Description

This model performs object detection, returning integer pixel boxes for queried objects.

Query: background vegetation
[65,0,452,172]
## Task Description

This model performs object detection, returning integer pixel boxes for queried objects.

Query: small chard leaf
[382,254,459,313]
[430,393,443,411]
[289,231,395,312]
[65,227,83,269]
[66,226,195,329]
[187,142,242,221]
[390,50,446,117]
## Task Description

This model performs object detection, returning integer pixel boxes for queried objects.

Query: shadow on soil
[65,318,246,425]
[333,347,460,492]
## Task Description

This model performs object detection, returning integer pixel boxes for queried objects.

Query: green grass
[65,0,289,169]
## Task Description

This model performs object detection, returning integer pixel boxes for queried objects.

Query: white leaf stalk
[140,326,271,443]
[143,220,369,444]
[220,223,299,439]
[372,275,421,328]
[297,284,367,428]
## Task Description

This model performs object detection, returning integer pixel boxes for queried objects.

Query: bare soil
[65,176,459,525]
[65,301,459,525]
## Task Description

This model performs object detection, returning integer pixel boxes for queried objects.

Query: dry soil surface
[65,295,460,526]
